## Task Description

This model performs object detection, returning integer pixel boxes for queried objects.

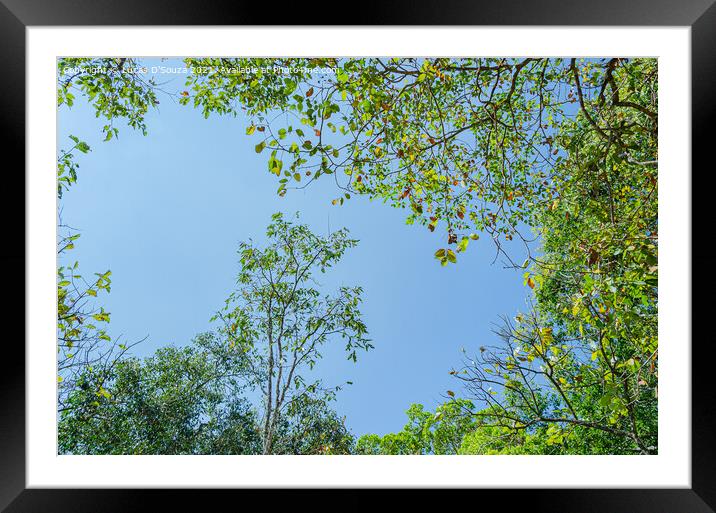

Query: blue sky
[58,61,533,437]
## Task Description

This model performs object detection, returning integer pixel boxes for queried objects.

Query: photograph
[56,56,659,457]
[1,0,712,504]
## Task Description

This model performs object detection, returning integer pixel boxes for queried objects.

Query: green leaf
[457,237,469,253]
[268,156,283,175]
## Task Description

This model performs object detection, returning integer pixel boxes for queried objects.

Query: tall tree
[214,212,371,454]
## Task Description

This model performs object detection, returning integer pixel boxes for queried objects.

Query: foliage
[57,57,159,141]
[57,135,90,198]
[59,333,261,454]
[182,57,593,263]
[458,419,550,455]
[354,401,557,455]
[355,400,476,455]
[56,248,124,412]
[59,333,355,455]
[214,212,371,453]
[272,394,355,455]
[455,58,658,454]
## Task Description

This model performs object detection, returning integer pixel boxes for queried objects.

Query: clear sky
[57,60,532,437]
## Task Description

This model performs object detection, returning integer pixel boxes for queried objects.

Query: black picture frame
[2,0,713,510]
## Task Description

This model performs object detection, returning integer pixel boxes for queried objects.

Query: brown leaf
[587,248,599,266]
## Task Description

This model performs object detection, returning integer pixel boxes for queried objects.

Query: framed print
[2,0,715,510]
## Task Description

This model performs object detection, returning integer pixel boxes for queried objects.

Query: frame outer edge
[1,0,714,509]
[692,1,716,510]
[0,0,714,25]
[0,0,27,511]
